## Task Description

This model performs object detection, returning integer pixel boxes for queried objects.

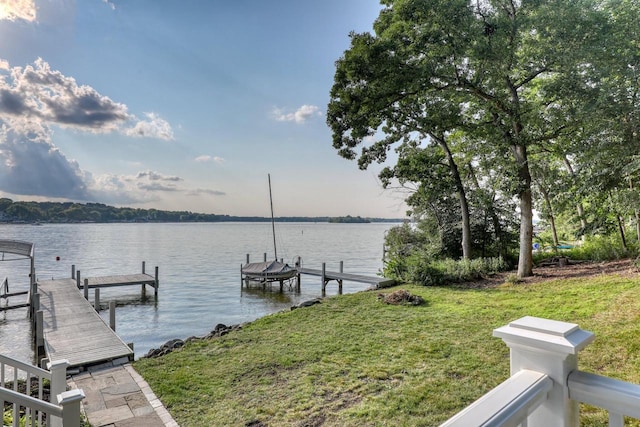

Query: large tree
[328,0,606,277]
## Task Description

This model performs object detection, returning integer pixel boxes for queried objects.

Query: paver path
[68,364,178,427]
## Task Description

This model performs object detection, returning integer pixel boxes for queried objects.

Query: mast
[268,174,277,260]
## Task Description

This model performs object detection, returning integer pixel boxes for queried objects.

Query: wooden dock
[33,263,159,369]
[243,255,394,293]
[36,278,134,368]
[299,267,394,288]
[299,264,394,292]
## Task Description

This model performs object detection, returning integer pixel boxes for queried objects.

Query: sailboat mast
[268,174,277,260]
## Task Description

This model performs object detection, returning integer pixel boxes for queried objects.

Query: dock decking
[37,278,134,368]
[299,267,395,289]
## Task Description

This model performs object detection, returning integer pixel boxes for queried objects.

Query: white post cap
[493,316,595,355]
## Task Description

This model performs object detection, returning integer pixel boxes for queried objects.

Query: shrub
[385,255,510,286]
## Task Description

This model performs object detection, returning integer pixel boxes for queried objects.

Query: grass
[134,274,640,426]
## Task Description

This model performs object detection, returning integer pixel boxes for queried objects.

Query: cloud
[0,0,37,22]
[102,0,116,10]
[0,59,181,204]
[0,126,91,200]
[0,58,174,139]
[0,58,131,133]
[124,112,174,141]
[186,188,226,196]
[272,104,322,123]
[194,155,224,164]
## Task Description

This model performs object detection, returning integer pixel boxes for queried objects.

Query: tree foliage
[328,0,635,278]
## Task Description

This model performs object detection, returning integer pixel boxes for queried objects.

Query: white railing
[0,355,84,427]
[441,370,552,426]
[441,316,640,427]
[568,370,640,426]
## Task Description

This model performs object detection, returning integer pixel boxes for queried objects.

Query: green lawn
[134,274,640,426]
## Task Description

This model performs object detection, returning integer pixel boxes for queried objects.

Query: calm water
[0,222,393,361]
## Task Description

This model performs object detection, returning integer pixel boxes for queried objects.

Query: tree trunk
[540,186,560,251]
[435,134,472,259]
[618,215,628,250]
[562,156,587,231]
[468,163,506,258]
[514,144,534,278]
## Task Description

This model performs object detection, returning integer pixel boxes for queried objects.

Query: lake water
[0,222,394,361]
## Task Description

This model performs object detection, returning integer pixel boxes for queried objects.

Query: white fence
[0,355,84,427]
[442,316,640,426]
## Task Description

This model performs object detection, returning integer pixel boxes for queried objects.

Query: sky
[0,0,408,218]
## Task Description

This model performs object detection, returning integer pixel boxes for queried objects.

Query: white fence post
[493,316,595,427]
[47,359,70,427]
[58,389,85,427]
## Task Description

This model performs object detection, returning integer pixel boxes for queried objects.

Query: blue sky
[0,0,407,218]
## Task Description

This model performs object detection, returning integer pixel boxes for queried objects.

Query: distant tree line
[0,198,399,224]
[328,215,371,223]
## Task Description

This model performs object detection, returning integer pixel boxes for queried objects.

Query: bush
[556,235,638,262]
[385,255,510,286]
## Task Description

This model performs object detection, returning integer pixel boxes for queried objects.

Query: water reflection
[240,285,296,305]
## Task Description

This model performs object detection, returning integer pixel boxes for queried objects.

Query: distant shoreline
[0,198,405,224]
[0,217,404,225]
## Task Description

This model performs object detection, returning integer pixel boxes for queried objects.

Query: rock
[291,298,322,310]
[142,323,244,358]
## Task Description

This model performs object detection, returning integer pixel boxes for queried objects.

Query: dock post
[154,266,159,298]
[94,288,100,311]
[246,254,250,264]
[71,265,75,280]
[109,301,116,331]
[30,291,40,320]
[84,278,89,300]
[32,292,40,313]
[263,253,267,262]
[321,263,326,293]
[338,261,344,294]
[36,310,44,361]
[141,261,146,296]
[76,270,81,289]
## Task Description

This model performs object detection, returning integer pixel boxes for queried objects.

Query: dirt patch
[378,289,425,305]
[459,258,639,289]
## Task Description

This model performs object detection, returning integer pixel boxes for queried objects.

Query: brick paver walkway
[68,364,178,426]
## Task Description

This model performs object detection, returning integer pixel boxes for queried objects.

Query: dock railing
[0,355,84,427]
[441,316,640,426]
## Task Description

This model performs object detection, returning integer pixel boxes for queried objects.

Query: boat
[241,174,298,283]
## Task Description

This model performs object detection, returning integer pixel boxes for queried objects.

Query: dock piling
[94,288,100,311]
[109,301,116,331]
[321,263,327,293]
[76,270,81,289]
[84,278,89,300]
[71,265,75,280]
[36,310,44,361]
[155,266,159,298]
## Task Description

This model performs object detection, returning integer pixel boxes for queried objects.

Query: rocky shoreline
[143,298,325,359]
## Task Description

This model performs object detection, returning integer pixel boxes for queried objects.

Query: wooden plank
[299,268,394,287]
[77,273,156,289]
[37,279,133,368]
